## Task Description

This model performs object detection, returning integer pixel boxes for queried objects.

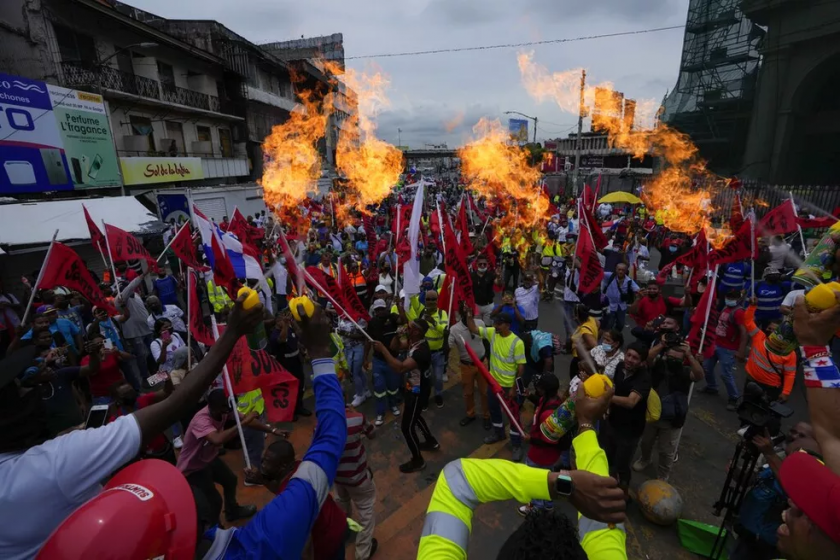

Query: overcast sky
[131,0,689,148]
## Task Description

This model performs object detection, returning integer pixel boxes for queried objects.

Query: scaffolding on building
[661,0,764,175]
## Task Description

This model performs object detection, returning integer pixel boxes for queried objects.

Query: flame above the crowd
[332,63,404,221]
[259,85,330,230]
[517,52,733,245]
[458,118,547,230]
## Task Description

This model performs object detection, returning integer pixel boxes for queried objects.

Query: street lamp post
[96,42,158,197]
[504,110,538,144]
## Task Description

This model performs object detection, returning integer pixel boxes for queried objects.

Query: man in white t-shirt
[0,296,263,560]
[780,288,806,316]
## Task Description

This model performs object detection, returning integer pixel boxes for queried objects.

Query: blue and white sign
[0,73,73,193]
[157,193,190,225]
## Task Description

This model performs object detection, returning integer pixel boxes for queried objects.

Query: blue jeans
[344,343,368,398]
[242,412,266,468]
[525,457,554,509]
[127,334,153,387]
[703,346,741,400]
[602,307,626,332]
[431,350,445,396]
[487,385,521,447]
[372,357,400,415]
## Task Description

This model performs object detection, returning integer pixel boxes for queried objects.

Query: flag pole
[186,267,193,372]
[303,268,374,342]
[210,315,252,470]
[790,193,809,258]
[101,220,119,291]
[750,210,756,295]
[155,221,190,263]
[22,230,59,326]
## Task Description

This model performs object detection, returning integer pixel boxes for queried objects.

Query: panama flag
[219,228,273,314]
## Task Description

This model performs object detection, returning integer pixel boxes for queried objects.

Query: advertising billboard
[120,157,204,185]
[0,73,120,194]
[508,118,529,144]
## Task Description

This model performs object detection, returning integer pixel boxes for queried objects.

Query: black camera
[736,381,794,442]
[661,332,683,348]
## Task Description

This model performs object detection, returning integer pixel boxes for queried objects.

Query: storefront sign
[0,73,120,193]
[120,157,204,185]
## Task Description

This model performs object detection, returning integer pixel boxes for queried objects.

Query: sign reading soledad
[120,157,204,185]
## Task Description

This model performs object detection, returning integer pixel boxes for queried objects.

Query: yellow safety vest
[330,332,348,378]
[236,389,265,415]
[424,309,448,351]
[207,280,232,313]
[418,430,627,559]
[478,327,525,387]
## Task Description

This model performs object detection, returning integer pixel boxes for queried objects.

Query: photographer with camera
[634,332,703,482]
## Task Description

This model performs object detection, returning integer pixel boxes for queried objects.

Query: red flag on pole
[467,193,486,222]
[730,194,744,232]
[188,272,214,346]
[170,224,207,272]
[442,214,476,310]
[104,224,160,272]
[709,219,758,266]
[456,199,475,255]
[579,196,608,251]
[337,263,371,322]
[83,204,105,253]
[210,232,238,296]
[796,216,836,229]
[306,266,369,323]
[462,339,524,435]
[39,243,117,314]
[758,199,798,235]
[229,208,264,247]
[576,222,604,294]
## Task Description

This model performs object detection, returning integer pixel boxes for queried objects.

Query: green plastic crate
[677,519,729,560]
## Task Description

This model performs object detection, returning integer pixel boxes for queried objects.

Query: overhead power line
[346,25,686,60]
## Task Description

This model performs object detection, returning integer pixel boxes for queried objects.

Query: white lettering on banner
[113,483,155,501]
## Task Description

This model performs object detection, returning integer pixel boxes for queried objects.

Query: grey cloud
[376,102,499,147]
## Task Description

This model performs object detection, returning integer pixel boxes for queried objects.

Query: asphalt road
[222,254,810,559]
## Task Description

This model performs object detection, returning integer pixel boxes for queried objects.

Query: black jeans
[598,420,641,489]
[187,457,241,526]
[745,376,782,403]
[402,392,436,462]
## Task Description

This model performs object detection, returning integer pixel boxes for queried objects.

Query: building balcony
[60,62,222,114]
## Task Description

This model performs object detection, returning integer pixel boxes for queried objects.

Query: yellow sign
[120,157,204,185]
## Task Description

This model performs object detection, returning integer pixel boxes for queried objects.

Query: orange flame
[517,52,734,245]
[259,83,329,230]
[458,118,547,231]
[332,64,404,221]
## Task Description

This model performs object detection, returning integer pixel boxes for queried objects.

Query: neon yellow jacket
[207,279,232,313]
[417,430,627,559]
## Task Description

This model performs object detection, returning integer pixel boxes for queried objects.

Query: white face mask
[477,266,488,272]
[725,299,739,307]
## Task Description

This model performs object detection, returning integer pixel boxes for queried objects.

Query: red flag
[582,184,596,213]
[730,194,744,232]
[456,199,475,255]
[104,224,160,272]
[277,232,301,288]
[797,216,836,229]
[170,224,207,272]
[220,324,299,422]
[580,199,608,251]
[337,263,371,322]
[656,230,710,283]
[687,282,718,358]
[576,223,604,294]
[467,193,486,222]
[709,219,757,266]
[82,204,105,253]
[39,243,117,314]
[430,205,442,238]
[188,272,214,346]
[758,200,798,235]
[442,215,476,311]
[306,266,368,323]
[229,208,264,247]
[210,232,238,296]
[362,214,378,263]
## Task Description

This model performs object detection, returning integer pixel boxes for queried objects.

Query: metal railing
[117,148,241,159]
[60,63,221,113]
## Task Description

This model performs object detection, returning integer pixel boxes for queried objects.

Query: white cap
[372,299,387,310]
[375,284,389,293]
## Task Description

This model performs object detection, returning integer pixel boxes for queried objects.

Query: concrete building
[0,0,251,194]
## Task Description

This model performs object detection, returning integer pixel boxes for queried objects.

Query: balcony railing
[60,63,221,113]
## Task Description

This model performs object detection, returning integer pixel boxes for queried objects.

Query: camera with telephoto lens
[736,381,794,443]
[661,332,684,348]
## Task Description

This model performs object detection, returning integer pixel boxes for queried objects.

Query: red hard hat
[37,459,197,560]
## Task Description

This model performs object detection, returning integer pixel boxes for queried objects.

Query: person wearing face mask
[515,274,541,331]
[742,296,796,402]
[701,289,746,410]
[749,267,791,329]
[718,259,752,296]
[570,304,599,382]
[449,304,490,429]
[107,377,178,464]
[633,337,703,481]
[590,329,625,380]
[471,255,499,325]
[150,319,187,375]
[601,264,639,332]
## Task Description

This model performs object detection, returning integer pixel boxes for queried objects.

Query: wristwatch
[554,470,574,498]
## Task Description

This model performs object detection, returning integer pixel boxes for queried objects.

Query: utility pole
[533,116,538,144]
[398,128,402,146]
[572,69,586,196]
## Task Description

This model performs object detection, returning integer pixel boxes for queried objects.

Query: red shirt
[714,307,745,351]
[528,396,566,466]
[278,462,347,560]
[632,296,668,327]
[83,352,123,398]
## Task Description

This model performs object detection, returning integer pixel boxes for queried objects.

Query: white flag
[402,180,426,310]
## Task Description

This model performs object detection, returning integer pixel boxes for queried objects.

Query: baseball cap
[375,284,389,293]
[494,312,513,325]
[372,299,387,310]
[36,304,56,314]
[779,450,840,545]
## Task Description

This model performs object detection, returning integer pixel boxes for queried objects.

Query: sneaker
[435,395,444,409]
[226,504,257,522]
[351,394,366,407]
[511,446,524,462]
[632,458,650,472]
[484,432,506,445]
[243,470,263,487]
[374,415,384,427]
[368,538,378,559]
[365,390,373,399]
[726,399,738,411]
[460,416,476,427]
[172,436,183,449]
[518,504,533,517]
[296,407,313,417]
[399,458,426,473]
[419,439,440,451]
[700,386,719,395]
[443,373,449,382]
[483,418,492,430]
[391,406,401,417]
